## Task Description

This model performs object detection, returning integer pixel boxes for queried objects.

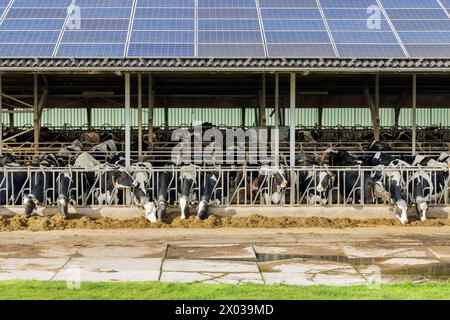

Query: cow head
[316,167,334,194]
[111,168,138,189]
[144,201,158,223]
[157,198,168,222]
[271,170,288,205]
[23,194,38,217]
[57,195,69,219]
[395,199,409,225]
[415,197,428,222]
[197,200,209,220]
[179,196,190,219]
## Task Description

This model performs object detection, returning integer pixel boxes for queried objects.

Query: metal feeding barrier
[0,165,449,209]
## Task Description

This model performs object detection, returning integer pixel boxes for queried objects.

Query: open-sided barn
[0,0,450,223]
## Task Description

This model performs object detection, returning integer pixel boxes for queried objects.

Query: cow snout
[317,185,324,193]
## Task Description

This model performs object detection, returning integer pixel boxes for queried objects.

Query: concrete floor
[0,227,449,286]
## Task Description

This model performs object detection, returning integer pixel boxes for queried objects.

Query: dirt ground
[1,213,450,232]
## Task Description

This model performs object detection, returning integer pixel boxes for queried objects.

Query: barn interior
[1,71,450,165]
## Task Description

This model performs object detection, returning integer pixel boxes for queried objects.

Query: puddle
[256,253,450,281]
[383,263,450,281]
[256,253,379,265]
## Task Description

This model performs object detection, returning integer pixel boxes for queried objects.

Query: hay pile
[1,213,449,232]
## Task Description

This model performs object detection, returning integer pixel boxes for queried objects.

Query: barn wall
[3,107,449,129]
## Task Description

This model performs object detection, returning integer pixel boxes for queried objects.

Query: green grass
[0,281,449,300]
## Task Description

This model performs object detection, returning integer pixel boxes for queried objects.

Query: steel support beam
[137,73,143,161]
[274,73,280,166]
[290,73,296,166]
[290,73,296,205]
[33,74,39,154]
[148,75,155,150]
[412,74,417,155]
[259,74,267,128]
[0,75,2,157]
[125,73,131,167]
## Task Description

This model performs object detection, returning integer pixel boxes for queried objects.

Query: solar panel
[382,0,450,58]
[197,0,265,57]
[0,0,448,59]
[321,0,407,58]
[0,0,70,57]
[56,1,132,57]
[261,0,336,57]
[128,0,195,57]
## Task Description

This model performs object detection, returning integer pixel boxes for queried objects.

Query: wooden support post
[125,73,131,167]
[412,74,417,155]
[318,107,323,128]
[164,107,169,129]
[364,87,380,141]
[148,75,155,149]
[86,104,92,130]
[138,73,143,161]
[259,74,267,128]
[375,74,380,139]
[241,108,246,128]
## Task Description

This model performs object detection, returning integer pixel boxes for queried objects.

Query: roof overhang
[0,58,450,74]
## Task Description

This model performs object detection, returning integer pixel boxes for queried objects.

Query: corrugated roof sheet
[0,58,449,72]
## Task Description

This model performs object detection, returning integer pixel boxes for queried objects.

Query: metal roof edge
[0,58,449,73]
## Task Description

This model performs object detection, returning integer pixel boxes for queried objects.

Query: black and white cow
[55,152,100,218]
[178,165,198,219]
[129,162,155,221]
[296,152,334,205]
[23,154,66,217]
[91,139,120,162]
[197,171,221,220]
[328,150,374,205]
[408,158,449,222]
[369,154,410,224]
[249,165,288,205]
[438,152,450,165]
[57,140,83,159]
[0,154,28,206]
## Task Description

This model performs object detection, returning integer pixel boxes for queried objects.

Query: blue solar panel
[0,0,69,57]
[0,0,449,59]
[261,0,336,57]
[197,0,265,57]
[128,0,195,57]
[381,0,450,58]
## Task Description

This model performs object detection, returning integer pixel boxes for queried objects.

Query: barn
[0,0,450,223]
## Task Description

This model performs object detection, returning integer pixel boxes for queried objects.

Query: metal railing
[0,165,449,209]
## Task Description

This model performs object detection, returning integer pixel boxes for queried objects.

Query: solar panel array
[0,0,449,58]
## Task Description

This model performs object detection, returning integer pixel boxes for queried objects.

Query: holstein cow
[408,158,449,222]
[146,167,175,223]
[438,152,450,165]
[328,150,374,205]
[178,165,199,219]
[296,152,334,205]
[23,154,66,217]
[368,153,410,224]
[57,140,83,158]
[129,162,155,221]
[55,152,100,218]
[91,139,120,162]
[250,165,288,205]
[197,170,229,220]
[0,154,28,206]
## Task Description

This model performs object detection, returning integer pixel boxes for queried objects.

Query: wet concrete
[0,227,449,285]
